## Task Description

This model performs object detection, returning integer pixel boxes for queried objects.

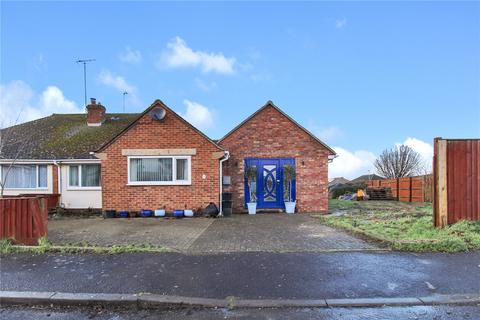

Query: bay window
[68,164,101,188]
[128,156,191,185]
[0,164,48,189]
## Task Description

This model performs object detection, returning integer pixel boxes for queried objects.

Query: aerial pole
[122,91,128,112]
[76,58,96,106]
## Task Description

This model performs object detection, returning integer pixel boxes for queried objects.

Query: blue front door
[244,158,296,209]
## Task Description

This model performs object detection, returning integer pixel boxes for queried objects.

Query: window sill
[66,187,102,191]
[127,181,191,186]
[3,188,49,191]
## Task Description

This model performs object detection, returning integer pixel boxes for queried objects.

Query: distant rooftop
[349,174,385,184]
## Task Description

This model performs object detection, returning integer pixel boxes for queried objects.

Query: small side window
[69,165,79,187]
[38,165,48,188]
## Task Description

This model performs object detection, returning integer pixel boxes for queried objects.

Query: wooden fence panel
[366,175,432,203]
[0,197,48,245]
[434,138,480,227]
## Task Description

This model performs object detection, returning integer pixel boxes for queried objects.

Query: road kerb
[326,297,421,307]
[418,294,480,305]
[1,291,479,309]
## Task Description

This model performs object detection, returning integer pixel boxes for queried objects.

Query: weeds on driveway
[0,238,170,255]
[315,200,480,252]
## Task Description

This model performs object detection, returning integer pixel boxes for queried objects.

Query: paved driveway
[49,214,378,253]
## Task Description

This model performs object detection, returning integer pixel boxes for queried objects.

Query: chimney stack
[86,98,106,126]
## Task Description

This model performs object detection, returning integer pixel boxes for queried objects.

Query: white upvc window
[68,164,101,189]
[127,156,191,185]
[0,164,48,189]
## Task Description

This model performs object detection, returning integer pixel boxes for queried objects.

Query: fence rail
[0,197,49,245]
[366,175,433,203]
[434,138,480,227]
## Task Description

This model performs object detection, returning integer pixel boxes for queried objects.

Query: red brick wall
[101,105,221,212]
[52,165,58,194]
[219,105,331,213]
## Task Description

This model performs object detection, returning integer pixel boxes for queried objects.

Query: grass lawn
[314,199,480,252]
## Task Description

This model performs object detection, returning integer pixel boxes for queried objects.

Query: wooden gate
[0,197,49,245]
[433,138,480,227]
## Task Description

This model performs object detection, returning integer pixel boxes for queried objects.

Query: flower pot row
[104,209,195,218]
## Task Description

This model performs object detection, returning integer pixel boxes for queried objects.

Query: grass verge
[0,238,170,255]
[316,200,480,252]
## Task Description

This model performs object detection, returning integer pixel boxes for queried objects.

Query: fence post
[409,177,413,202]
[396,178,399,201]
[435,139,448,227]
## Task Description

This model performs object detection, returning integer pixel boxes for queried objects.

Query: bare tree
[374,145,422,179]
[0,113,29,198]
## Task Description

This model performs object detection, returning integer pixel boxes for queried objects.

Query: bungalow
[0,98,335,214]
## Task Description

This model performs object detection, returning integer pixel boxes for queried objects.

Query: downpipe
[218,151,230,217]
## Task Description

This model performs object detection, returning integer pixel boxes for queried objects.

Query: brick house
[218,101,336,213]
[1,98,335,214]
[95,100,225,212]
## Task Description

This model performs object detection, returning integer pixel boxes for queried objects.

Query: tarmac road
[1,251,479,299]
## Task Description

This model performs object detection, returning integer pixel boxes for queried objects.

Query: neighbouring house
[348,174,385,186]
[0,99,336,213]
[328,177,350,189]
[0,99,137,209]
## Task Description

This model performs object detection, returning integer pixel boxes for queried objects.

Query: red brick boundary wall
[366,174,433,203]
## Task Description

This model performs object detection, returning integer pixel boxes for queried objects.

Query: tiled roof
[0,113,138,160]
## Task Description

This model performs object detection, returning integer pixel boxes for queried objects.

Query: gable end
[218,101,336,155]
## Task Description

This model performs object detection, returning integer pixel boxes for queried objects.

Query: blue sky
[1,1,479,179]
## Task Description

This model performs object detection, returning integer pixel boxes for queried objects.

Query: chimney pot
[90,97,96,104]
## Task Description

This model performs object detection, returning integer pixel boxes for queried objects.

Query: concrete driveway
[49,214,378,253]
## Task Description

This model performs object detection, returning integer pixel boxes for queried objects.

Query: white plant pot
[285,201,296,214]
[184,209,194,217]
[154,209,166,217]
[247,202,257,215]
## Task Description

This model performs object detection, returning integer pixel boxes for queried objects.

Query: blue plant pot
[118,210,129,218]
[140,209,153,217]
[173,210,184,218]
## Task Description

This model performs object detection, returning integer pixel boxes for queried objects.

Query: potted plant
[283,165,296,214]
[245,165,257,215]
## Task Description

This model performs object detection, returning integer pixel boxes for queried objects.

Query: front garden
[315,199,480,252]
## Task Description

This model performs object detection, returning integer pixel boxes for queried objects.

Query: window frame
[127,155,192,186]
[0,164,49,190]
[67,164,102,190]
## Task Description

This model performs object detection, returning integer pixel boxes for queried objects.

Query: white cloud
[328,137,434,180]
[398,137,434,173]
[0,80,81,126]
[158,37,236,74]
[329,147,377,180]
[98,70,136,93]
[180,100,214,130]
[335,18,347,29]
[39,86,79,114]
[119,47,142,64]
[97,71,141,108]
